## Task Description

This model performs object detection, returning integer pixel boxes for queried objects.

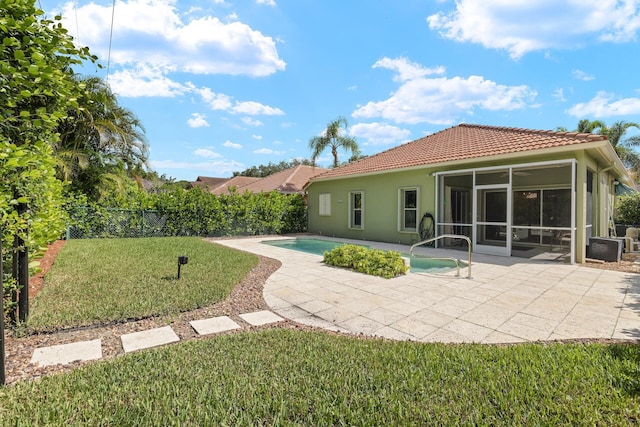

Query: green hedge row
[67,188,307,239]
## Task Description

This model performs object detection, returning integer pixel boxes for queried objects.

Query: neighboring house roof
[239,165,329,194]
[209,176,261,195]
[310,124,620,182]
[191,176,229,189]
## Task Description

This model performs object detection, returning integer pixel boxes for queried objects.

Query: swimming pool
[261,238,460,274]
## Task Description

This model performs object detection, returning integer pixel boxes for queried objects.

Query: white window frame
[398,187,419,233]
[349,191,364,229]
[319,193,331,216]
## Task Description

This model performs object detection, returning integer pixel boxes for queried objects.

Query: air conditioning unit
[587,237,623,262]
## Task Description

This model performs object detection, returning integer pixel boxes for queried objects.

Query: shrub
[324,244,409,279]
[615,192,640,225]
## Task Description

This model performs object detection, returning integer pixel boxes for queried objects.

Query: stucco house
[305,124,634,264]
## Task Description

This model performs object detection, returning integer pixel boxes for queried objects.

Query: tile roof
[311,124,608,181]
[191,176,229,189]
[209,176,261,195]
[239,165,329,194]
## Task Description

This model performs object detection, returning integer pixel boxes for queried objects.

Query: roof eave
[307,140,629,185]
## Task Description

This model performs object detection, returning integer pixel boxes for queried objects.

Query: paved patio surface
[217,236,640,344]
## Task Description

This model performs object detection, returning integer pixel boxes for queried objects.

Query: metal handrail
[409,234,472,279]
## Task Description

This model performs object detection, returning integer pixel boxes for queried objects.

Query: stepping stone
[30,339,102,367]
[190,316,241,335]
[121,326,180,353]
[239,310,284,326]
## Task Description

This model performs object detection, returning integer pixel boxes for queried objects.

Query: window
[349,191,363,229]
[319,193,331,216]
[399,188,418,232]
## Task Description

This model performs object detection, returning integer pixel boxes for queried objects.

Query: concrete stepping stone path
[29,310,286,368]
[121,326,180,353]
[239,310,284,326]
[30,339,102,367]
[190,316,241,335]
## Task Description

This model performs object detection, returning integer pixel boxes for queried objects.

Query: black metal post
[17,233,28,323]
[177,256,188,279]
[1,228,6,386]
[10,235,18,326]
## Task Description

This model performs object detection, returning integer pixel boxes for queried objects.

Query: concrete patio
[217,236,640,344]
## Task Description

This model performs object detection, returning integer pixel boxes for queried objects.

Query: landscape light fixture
[177,256,188,279]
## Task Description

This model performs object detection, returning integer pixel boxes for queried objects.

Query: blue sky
[47,0,640,181]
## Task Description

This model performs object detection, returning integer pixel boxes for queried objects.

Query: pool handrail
[409,234,472,279]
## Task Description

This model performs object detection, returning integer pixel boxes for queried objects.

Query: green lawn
[27,237,257,331]
[13,237,640,424]
[1,329,639,425]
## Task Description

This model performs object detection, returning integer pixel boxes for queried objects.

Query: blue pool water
[261,238,459,274]
[262,238,363,255]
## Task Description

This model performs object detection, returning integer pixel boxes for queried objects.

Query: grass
[27,237,258,331]
[1,329,639,425]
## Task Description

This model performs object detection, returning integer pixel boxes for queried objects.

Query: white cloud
[572,69,595,81]
[353,57,536,125]
[196,87,233,110]
[241,117,264,126]
[373,57,445,82]
[108,64,188,97]
[566,91,640,117]
[349,122,411,146]
[150,159,243,175]
[254,148,285,154]
[232,101,284,115]
[187,113,209,128]
[194,148,222,158]
[553,88,567,102]
[223,140,242,149]
[58,0,285,76]
[252,134,263,140]
[256,0,276,6]
[427,0,640,59]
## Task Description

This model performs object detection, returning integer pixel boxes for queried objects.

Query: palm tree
[565,119,640,177]
[576,119,606,134]
[55,75,149,199]
[309,116,359,168]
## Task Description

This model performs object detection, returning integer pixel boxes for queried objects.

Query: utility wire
[106,0,116,82]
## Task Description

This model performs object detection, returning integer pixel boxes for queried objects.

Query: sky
[45,0,640,181]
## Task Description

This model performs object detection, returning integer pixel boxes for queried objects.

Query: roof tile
[312,124,608,181]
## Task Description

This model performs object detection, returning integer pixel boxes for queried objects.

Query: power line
[106,0,116,82]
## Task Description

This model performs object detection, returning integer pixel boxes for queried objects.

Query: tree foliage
[1,0,97,317]
[309,116,360,168]
[615,192,640,225]
[563,119,640,177]
[67,188,307,238]
[55,75,149,201]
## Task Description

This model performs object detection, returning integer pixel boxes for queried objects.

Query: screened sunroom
[435,159,589,263]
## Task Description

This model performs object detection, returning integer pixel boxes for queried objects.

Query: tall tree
[0,0,96,323]
[309,116,359,168]
[564,119,640,177]
[55,75,149,200]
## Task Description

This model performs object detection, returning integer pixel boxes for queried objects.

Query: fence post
[1,227,6,386]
